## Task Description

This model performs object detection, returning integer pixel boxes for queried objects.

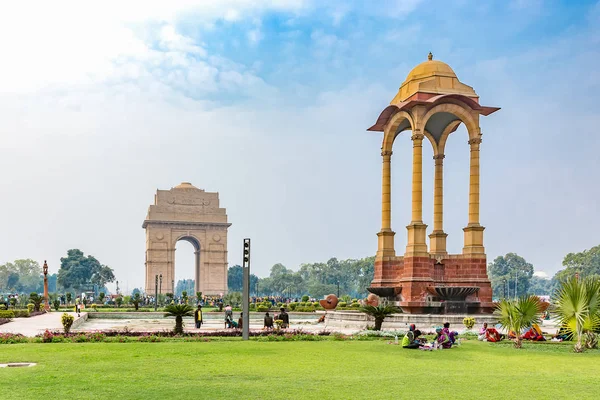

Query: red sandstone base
[370,254,494,314]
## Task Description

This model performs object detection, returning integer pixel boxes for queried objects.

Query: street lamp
[159,274,163,305]
[43,260,50,311]
[503,279,507,299]
[336,280,340,298]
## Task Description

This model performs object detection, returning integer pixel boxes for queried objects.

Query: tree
[29,292,43,312]
[555,245,600,282]
[165,304,194,334]
[495,295,543,348]
[488,253,534,299]
[0,259,43,292]
[554,276,600,352]
[359,302,399,331]
[175,279,194,297]
[58,249,115,292]
[528,276,553,296]
[91,265,116,289]
[228,265,243,292]
[98,292,105,304]
[131,293,141,311]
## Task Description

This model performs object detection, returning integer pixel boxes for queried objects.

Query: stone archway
[143,182,231,295]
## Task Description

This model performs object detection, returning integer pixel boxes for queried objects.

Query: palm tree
[554,276,600,352]
[165,304,194,334]
[495,295,543,348]
[131,293,141,311]
[359,302,400,331]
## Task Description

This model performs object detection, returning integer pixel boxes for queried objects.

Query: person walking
[194,305,203,329]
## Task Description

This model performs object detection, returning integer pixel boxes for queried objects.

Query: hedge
[0,310,15,318]
[0,310,29,318]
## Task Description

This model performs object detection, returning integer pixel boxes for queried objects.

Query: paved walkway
[1,312,86,337]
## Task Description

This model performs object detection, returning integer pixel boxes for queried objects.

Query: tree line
[0,249,115,296]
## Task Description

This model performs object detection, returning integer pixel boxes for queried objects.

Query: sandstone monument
[143,182,230,295]
[368,53,500,314]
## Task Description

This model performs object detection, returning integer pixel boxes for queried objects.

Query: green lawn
[1,340,598,399]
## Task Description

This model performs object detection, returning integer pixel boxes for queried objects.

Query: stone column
[194,250,201,293]
[377,150,395,258]
[405,131,428,256]
[429,154,447,254]
[463,137,485,254]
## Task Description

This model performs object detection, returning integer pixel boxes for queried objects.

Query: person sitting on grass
[552,326,573,341]
[435,327,452,349]
[484,327,503,342]
[264,312,274,329]
[478,322,489,341]
[522,324,545,341]
[402,325,422,349]
[443,322,457,345]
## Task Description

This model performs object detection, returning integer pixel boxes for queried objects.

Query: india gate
[368,53,499,314]
[143,182,230,295]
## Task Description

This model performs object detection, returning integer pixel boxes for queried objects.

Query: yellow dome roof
[173,182,198,189]
[390,53,477,104]
[405,58,457,81]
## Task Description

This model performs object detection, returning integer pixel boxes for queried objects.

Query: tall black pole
[503,279,507,299]
[159,274,162,306]
[337,281,340,298]
[242,238,251,341]
[154,275,158,311]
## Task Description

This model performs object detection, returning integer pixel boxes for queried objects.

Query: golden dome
[390,53,477,104]
[173,182,198,189]
[405,59,457,82]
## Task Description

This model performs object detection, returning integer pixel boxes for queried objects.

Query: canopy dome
[390,53,478,104]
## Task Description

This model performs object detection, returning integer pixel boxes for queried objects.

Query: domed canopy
[390,53,478,104]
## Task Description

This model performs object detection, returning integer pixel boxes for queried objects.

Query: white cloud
[533,271,549,279]
[0,1,310,94]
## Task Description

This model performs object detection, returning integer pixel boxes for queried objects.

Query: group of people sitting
[402,322,459,350]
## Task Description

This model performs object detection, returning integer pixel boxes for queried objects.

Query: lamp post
[154,275,158,311]
[503,278,507,299]
[43,260,50,311]
[116,281,119,295]
[337,280,340,298]
[172,280,175,296]
[514,270,518,300]
[159,274,163,306]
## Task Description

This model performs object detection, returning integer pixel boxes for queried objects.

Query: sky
[0,0,599,293]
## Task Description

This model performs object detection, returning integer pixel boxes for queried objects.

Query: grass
[0,340,599,399]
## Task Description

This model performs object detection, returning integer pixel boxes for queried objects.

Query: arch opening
[174,236,201,296]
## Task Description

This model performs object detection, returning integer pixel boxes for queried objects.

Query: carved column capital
[381,150,393,157]
[433,154,445,160]
[411,132,424,141]
[468,137,482,146]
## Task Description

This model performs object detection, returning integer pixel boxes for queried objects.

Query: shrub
[289,302,297,311]
[312,302,319,307]
[277,302,283,308]
[42,330,54,343]
[14,310,30,318]
[249,303,256,310]
[27,304,35,313]
[257,305,269,312]
[463,317,476,330]
[301,295,309,302]
[350,302,360,308]
[338,302,347,308]
[53,299,60,311]
[0,310,15,319]
[0,333,28,344]
[62,313,75,334]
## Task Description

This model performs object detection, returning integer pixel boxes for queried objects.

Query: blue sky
[0,0,598,292]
